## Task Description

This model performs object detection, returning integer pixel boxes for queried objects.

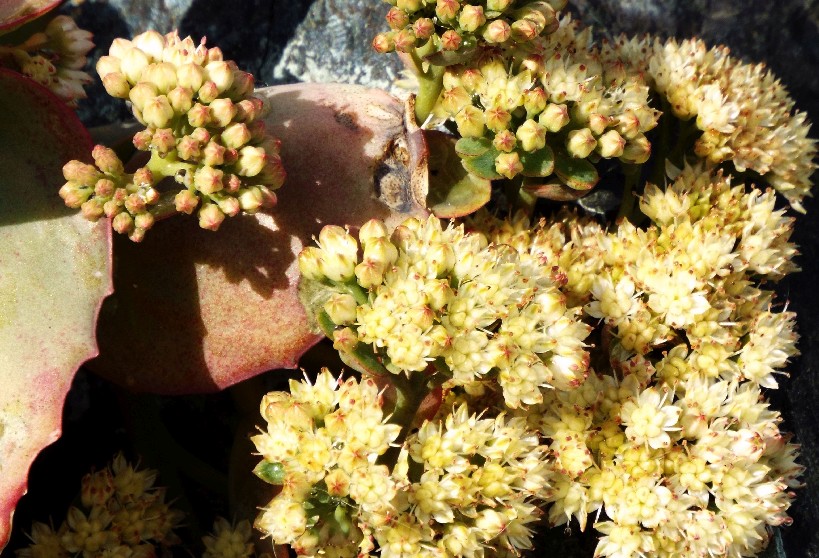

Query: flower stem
[617,163,642,223]
[379,370,433,468]
[407,42,445,125]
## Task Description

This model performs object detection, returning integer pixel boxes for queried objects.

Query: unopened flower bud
[460,68,484,93]
[194,166,224,194]
[206,46,224,63]
[121,47,150,83]
[412,18,435,40]
[523,88,547,117]
[238,187,263,212]
[63,160,99,184]
[223,147,239,166]
[441,30,462,51]
[298,247,325,281]
[455,105,485,138]
[187,103,211,127]
[142,186,159,204]
[112,211,135,234]
[94,178,116,197]
[103,198,121,217]
[597,129,625,158]
[372,32,395,54]
[249,120,266,142]
[81,198,105,220]
[96,56,121,78]
[236,145,266,176]
[133,129,153,151]
[259,156,286,189]
[102,72,131,98]
[124,193,146,214]
[359,219,389,244]
[386,7,409,29]
[616,110,641,140]
[142,95,175,128]
[482,20,511,43]
[324,293,358,325]
[108,37,132,59]
[393,29,416,53]
[133,167,154,189]
[566,128,597,158]
[201,141,226,166]
[332,327,358,353]
[516,119,546,152]
[142,62,177,93]
[150,127,175,155]
[174,189,199,214]
[235,98,264,122]
[459,5,485,32]
[588,113,611,136]
[485,106,512,132]
[167,86,193,113]
[224,173,242,193]
[396,0,422,11]
[198,202,225,230]
[177,135,202,161]
[59,182,90,207]
[487,0,512,9]
[221,122,251,148]
[92,145,124,175]
[511,18,539,42]
[493,129,516,152]
[204,61,234,93]
[620,134,651,164]
[495,151,523,178]
[131,30,165,62]
[177,63,204,91]
[216,195,241,217]
[363,236,399,267]
[134,212,155,231]
[198,80,219,103]
[436,0,459,22]
[539,103,569,132]
[441,86,471,116]
[209,98,237,127]
[128,82,159,111]
[354,258,385,288]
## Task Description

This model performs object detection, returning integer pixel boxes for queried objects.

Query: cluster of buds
[298,216,591,408]
[16,454,183,558]
[202,518,259,558]
[372,0,566,57]
[253,370,552,557]
[1,15,94,105]
[437,22,658,183]
[60,30,284,239]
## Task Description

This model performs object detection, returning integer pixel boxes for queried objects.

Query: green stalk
[407,42,446,125]
[378,370,433,468]
[617,163,642,224]
[145,150,196,181]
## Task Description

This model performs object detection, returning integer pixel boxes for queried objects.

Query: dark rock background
[36,1,819,557]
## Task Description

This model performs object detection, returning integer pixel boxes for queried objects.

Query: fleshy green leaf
[428,131,491,218]
[554,151,599,190]
[520,145,555,177]
[253,461,286,485]
[462,144,503,180]
[89,83,428,394]
[454,136,492,159]
[0,0,59,33]
[0,69,112,549]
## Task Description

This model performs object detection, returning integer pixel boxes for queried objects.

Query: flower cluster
[253,370,552,557]
[1,15,94,105]
[16,454,183,558]
[298,216,591,408]
[59,30,284,240]
[372,0,566,57]
[202,518,258,558]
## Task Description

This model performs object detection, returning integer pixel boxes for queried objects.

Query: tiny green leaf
[554,151,599,190]
[253,461,286,485]
[455,136,492,159]
[462,145,503,180]
[520,145,555,177]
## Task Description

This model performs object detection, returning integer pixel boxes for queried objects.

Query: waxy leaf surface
[0,0,59,33]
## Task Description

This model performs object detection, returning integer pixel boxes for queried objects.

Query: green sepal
[554,151,599,190]
[455,136,492,158]
[253,460,286,485]
[519,145,555,177]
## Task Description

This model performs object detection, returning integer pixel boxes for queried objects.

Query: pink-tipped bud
[538,103,569,132]
[59,182,90,207]
[460,68,483,93]
[94,178,116,197]
[198,202,225,231]
[324,293,358,325]
[81,198,105,220]
[236,145,267,177]
[258,155,286,189]
[487,0,512,10]
[167,86,194,113]
[227,71,254,98]
[63,160,100,184]
[224,173,242,193]
[588,113,611,136]
[174,189,199,214]
[198,80,219,103]
[92,145,124,175]
[566,128,597,158]
[372,32,396,54]
[482,20,511,43]
[523,87,547,117]
[191,127,211,144]
[216,195,241,217]
[235,98,264,122]
[459,5,485,32]
[121,47,150,83]
[124,193,146,214]
[209,98,237,127]
[206,46,224,63]
[103,198,121,218]
[516,119,546,152]
[102,72,131,98]
[455,105,485,138]
[134,212,155,231]
[194,166,224,195]
[187,102,211,127]
[597,129,625,158]
[202,141,226,166]
[150,127,175,156]
[484,106,512,132]
[620,134,651,164]
[511,19,539,42]
[176,63,204,91]
[221,122,251,148]
[298,247,325,281]
[248,120,266,142]
[177,135,202,161]
[133,129,153,151]
[96,56,121,79]
[494,152,523,179]
[204,61,234,93]
[440,86,471,116]
[393,29,416,53]
[386,7,409,29]
[396,0,422,12]
[128,82,159,112]
[412,18,435,40]
[142,62,177,93]
[131,30,165,62]
[142,95,175,128]
[112,211,135,235]
[332,327,358,354]
[223,147,239,166]
[520,53,545,76]
[358,219,389,244]
[238,187,263,212]
[492,129,516,152]
[441,30,462,51]
[435,0,459,22]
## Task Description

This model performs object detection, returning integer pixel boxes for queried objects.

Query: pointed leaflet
[0,69,112,549]
[89,83,429,394]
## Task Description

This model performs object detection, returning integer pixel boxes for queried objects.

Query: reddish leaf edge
[0,0,60,33]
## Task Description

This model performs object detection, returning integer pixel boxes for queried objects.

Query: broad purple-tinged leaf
[90,83,429,394]
[0,69,112,549]
[0,0,59,33]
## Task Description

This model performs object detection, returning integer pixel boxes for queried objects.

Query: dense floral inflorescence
[253,370,553,557]
[59,30,285,240]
